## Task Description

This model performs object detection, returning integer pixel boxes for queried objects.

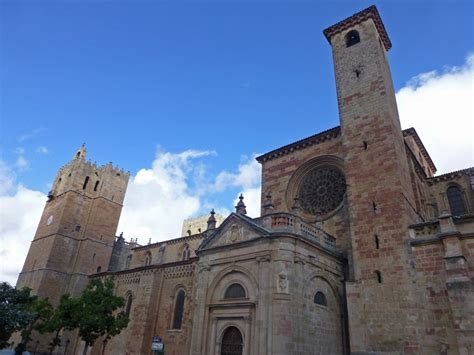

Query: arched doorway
[220,326,243,355]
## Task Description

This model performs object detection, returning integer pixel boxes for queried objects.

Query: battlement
[56,157,129,177]
[50,146,129,205]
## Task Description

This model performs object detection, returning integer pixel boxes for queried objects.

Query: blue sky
[2,0,473,191]
[1,1,473,284]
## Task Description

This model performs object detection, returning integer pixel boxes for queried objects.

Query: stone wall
[190,217,346,355]
[92,259,197,355]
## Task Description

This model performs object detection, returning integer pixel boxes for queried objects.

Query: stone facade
[16,5,473,355]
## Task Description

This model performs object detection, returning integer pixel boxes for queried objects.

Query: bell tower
[17,146,129,304]
[324,6,422,353]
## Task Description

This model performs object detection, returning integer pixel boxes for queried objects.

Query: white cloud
[15,156,29,170]
[215,155,262,217]
[0,161,15,195]
[117,150,262,243]
[117,149,216,242]
[14,147,25,155]
[18,128,43,142]
[36,146,49,154]
[397,54,474,174]
[0,162,46,286]
[233,187,261,218]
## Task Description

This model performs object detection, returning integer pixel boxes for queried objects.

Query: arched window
[125,255,132,269]
[172,290,185,329]
[83,176,90,190]
[144,252,152,266]
[125,293,133,317]
[224,283,246,299]
[314,291,327,306]
[158,245,166,264]
[221,326,243,355]
[96,266,101,273]
[345,30,360,47]
[447,185,466,216]
[182,245,190,261]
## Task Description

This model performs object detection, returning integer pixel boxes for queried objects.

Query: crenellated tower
[324,6,423,353]
[17,145,129,304]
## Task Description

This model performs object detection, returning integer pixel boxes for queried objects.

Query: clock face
[47,215,54,225]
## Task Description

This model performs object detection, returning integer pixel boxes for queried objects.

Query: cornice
[323,5,392,51]
[256,126,341,163]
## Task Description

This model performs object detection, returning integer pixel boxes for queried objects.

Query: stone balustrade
[256,212,337,251]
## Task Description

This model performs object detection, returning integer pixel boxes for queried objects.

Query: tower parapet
[49,145,129,205]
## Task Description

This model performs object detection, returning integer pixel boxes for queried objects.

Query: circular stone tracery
[298,166,346,216]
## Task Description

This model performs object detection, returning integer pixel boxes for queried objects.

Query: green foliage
[75,279,129,348]
[39,294,79,353]
[15,298,54,354]
[0,279,128,354]
[0,282,36,349]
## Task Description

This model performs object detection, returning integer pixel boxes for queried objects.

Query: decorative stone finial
[235,193,247,215]
[292,197,301,215]
[262,192,274,215]
[207,209,217,230]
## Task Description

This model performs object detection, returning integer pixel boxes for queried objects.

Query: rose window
[298,166,346,216]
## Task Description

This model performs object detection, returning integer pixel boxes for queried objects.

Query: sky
[0,0,473,285]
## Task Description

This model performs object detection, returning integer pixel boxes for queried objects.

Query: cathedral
[16,6,474,355]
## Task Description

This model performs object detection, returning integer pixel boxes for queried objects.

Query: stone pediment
[199,213,270,251]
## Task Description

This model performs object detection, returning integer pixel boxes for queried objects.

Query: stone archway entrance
[220,326,243,355]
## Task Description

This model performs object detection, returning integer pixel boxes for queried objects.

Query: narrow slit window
[83,176,90,190]
[94,180,100,191]
[375,234,379,249]
[372,201,379,214]
[375,270,382,283]
[125,293,133,316]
